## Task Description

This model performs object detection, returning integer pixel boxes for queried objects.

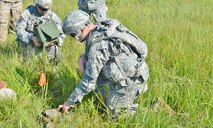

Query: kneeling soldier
[58,10,149,118]
[16,0,65,61]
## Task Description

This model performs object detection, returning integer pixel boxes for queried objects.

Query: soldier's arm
[16,10,33,44]
[66,40,109,106]
[51,12,66,46]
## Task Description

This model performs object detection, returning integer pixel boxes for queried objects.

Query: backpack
[89,19,149,85]
[98,19,148,60]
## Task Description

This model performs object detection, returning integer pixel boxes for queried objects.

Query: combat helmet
[34,0,52,10]
[63,10,90,37]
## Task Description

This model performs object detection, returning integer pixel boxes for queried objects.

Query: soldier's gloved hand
[31,36,42,47]
[57,101,71,114]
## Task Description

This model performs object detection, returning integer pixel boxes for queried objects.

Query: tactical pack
[98,19,148,60]
[90,19,149,86]
[33,21,60,50]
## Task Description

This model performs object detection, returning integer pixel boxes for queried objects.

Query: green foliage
[0,0,213,127]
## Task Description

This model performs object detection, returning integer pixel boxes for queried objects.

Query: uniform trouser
[17,40,59,61]
[96,76,148,117]
[107,78,148,117]
[95,59,149,117]
[79,5,108,22]
[0,1,22,42]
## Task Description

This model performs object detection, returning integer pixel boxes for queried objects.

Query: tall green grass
[0,0,212,127]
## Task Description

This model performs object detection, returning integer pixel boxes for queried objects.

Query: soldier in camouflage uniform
[16,0,65,60]
[58,10,149,117]
[0,0,22,43]
[78,0,107,22]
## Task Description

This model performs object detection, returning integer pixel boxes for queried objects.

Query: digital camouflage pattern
[62,10,90,36]
[16,5,65,60]
[34,0,52,10]
[0,0,22,42]
[63,10,149,117]
[78,0,107,22]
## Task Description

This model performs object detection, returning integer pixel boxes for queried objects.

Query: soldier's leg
[93,5,108,22]
[10,1,22,32]
[47,45,58,60]
[94,76,109,105]
[107,79,147,117]
[17,39,35,59]
[46,45,61,66]
[0,1,10,42]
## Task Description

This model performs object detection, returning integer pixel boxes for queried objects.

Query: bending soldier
[16,0,65,61]
[58,10,149,117]
[78,0,108,22]
[0,0,22,43]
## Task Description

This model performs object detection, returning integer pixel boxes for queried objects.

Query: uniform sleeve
[51,12,65,46]
[16,10,33,44]
[66,40,109,106]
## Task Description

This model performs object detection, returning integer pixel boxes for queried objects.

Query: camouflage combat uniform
[66,19,149,116]
[0,0,22,43]
[16,5,65,60]
[78,0,107,22]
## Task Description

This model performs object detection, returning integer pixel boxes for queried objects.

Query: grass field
[0,0,212,127]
